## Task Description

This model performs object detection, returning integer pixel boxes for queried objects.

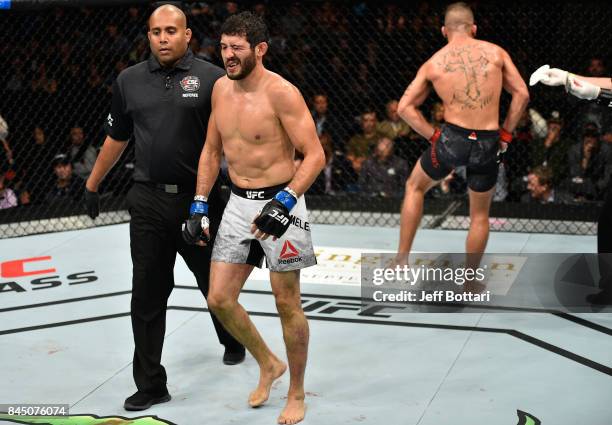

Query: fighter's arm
[501,48,530,133]
[195,106,223,199]
[183,82,224,245]
[398,62,435,139]
[271,80,325,197]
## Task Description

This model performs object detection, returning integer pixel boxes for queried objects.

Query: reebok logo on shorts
[279,241,302,264]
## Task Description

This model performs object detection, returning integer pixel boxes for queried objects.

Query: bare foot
[387,252,410,269]
[278,395,306,424]
[463,279,486,294]
[248,357,287,407]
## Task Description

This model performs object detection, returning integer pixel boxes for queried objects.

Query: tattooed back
[428,39,504,130]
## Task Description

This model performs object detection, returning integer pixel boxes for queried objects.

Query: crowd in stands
[1,1,610,213]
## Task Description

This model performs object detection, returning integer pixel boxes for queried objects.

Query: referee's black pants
[126,182,242,394]
[597,185,612,293]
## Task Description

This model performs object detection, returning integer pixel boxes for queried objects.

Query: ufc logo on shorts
[246,191,265,199]
[270,210,289,225]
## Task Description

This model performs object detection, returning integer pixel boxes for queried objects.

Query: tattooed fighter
[395,2,529,261]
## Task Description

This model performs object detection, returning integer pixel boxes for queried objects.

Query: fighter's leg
[207,261,287,406]
[466,187,494,254]
[398,160,442,257]
[465,156,498,256]
[178,242,243,354]
[269,270,308,425]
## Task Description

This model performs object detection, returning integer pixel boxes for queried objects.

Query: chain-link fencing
[1,0,610,238]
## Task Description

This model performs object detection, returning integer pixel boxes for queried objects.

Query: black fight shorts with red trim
[211,183,317,272]
[419,123,500,192]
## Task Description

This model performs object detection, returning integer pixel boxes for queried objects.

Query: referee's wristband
[194,195,208,202]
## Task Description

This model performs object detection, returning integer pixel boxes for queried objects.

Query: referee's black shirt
[104,49,224,185]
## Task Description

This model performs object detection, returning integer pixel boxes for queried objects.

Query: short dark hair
[583,128,600,139]
[444,2,474,29]
[361,108,377,118]
[530,166,553,188]
[220,11,269,48]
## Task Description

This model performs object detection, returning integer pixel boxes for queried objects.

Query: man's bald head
[444,2,474,33]
[149,4,187,30]
[147,4,191,67]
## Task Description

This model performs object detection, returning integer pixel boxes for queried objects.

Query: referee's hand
[84,188,100,219]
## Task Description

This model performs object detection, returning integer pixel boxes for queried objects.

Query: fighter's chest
[215,95,279,142]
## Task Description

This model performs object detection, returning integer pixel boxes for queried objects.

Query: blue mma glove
[182,199,210,244]
[253,189,297,238]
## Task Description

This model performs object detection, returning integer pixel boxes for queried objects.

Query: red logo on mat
[1,256,56,278]
[279,241,299,259]
[468,131,477,140]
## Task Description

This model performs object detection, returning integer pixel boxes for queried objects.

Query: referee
[530,66,612,304]
[85,5,244,411]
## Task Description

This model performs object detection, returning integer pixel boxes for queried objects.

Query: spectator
[0,114,14,178]
[281,3,307,37]
[527,108,548,139]
[530,112,570,183]
[193,37,222,66]
[15,126,57,197]
[310,92,348,151]
[377,99,411,140]
[125,6,147,41]
[521,166,572,204]
[253,2,267,18]
[579,57,611,141]
[347,110,385,173]
[66,126,97,180]
[62,62,86,92]
[6,57,26,92]
[309,132,356,194]
[430,101,445,128]
[129,38,149,65]
[359,137,408,197]
[87,64,104,91]
[311,93,329,136]
[505,109,535,199]
[104,57,129,93]
[104,23,130,56]
[566,129,612,200]
[0,174,18,210]
[46,154,84,203]
[587,57,606,77]
[18,189,31,207]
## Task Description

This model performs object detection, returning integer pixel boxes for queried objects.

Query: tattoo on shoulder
[439,44,493,110]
